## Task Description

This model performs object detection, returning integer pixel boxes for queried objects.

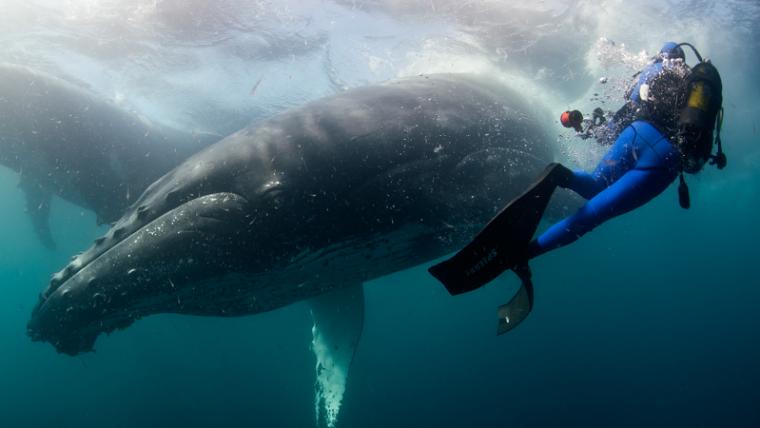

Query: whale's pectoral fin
[18,178,55,250]
[308,284,365,428]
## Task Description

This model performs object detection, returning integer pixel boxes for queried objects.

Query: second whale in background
[0,63,220,248]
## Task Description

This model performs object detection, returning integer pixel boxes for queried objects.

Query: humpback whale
[0,63,218,248]
[28,74,556,427]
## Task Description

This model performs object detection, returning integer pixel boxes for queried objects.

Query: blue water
[2,1,760,427]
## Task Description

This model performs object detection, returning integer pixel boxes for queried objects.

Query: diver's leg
[529,168,676,258]
[565,171,605,200]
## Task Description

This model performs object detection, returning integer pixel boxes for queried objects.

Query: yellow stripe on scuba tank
[687,82,710,111]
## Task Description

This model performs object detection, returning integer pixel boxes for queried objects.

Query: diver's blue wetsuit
[530,120,680,257]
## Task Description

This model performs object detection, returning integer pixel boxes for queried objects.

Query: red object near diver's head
[560,110,583,132]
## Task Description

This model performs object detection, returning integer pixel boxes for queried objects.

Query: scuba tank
[674,43,726,209]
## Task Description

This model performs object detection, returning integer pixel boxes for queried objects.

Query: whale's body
[29,74,556,427]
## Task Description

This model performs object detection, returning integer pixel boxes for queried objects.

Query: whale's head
[26,137,269,354]
[28,193,258,354]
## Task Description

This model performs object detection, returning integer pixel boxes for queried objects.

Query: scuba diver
[429,42,727,334]
[561,42,689,145]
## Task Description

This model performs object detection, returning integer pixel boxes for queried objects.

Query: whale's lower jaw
[27,192,256,355]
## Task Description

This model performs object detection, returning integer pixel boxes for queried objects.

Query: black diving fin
[428,162,570,295]
[428,163,572,333]
[496,264,533,335]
